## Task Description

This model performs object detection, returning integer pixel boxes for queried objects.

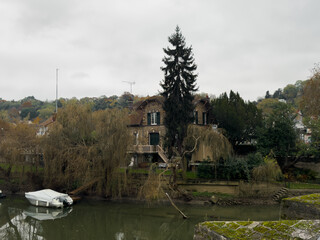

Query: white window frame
[203,112,207,125]
[151,112,157,125]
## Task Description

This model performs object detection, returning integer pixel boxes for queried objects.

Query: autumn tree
[296,65,320,157]
[42,103,130,197]
[300,65,320,118]
[160,26,198,156]
[0,120,39,189]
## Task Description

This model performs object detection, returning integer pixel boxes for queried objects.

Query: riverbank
[2,175,320,207]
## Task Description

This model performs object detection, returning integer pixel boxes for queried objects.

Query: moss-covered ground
[197,220,320,239]
[283,193,320,210]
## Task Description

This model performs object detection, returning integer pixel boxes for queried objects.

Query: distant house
[37,114,56,136]
[294,111,312,144]
[127,95,211,167]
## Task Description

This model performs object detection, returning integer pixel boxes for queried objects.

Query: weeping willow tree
[252,154,283,182]
[138,125,233,203]
[138,163,168,201]
[0,120,41,194]
[184,125,233,164]
[0,120,39,181]
[42,103,130,197]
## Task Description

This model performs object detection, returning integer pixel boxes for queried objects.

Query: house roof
[40,114,56,127]
[129,109,143,126]
[193,95,210,107]
[134,95,164,111]
[128,96,163,126]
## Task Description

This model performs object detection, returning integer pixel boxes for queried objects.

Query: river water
[0,195,281,240]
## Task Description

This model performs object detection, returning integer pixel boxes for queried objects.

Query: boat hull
[25,189,73,208]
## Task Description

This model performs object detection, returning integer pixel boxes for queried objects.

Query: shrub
[252,155,283,182]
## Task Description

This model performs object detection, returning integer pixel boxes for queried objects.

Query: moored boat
[0,190,5,198]
[25,189,73,208]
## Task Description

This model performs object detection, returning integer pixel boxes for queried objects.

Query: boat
[0,190,5,198]
[25,189,73,208]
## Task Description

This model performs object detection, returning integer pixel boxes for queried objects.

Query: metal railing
[128,145,157,153]
[128,145,169,163]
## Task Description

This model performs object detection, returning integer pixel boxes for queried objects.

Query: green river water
[0,195,281,240]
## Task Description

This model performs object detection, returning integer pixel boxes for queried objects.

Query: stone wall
[142,101,165,126]
[194,220,320,240]
[129,125,166,146]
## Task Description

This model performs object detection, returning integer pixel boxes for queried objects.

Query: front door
[149,133,159,146]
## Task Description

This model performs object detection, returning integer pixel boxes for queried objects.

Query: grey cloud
[1,0,320,101]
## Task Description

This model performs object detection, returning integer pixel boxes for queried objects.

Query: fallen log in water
[69,177,103,196]
[165,192,188,219]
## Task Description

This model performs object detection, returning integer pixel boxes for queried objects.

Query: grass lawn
[286,182,320,189]
[0,163,43,173]
[191,191,234,199]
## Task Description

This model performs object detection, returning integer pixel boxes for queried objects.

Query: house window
[193,111,198,124]
[203,112,207,125]
[134,131,139,145]
[148,112,160,125]
[151,112,157,125]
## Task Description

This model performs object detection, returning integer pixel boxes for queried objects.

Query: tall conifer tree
[160,26,198,156]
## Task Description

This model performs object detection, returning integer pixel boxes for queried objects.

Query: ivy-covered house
[127,95,211,167]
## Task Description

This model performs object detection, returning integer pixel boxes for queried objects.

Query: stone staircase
[272,187,289,201]
[156,145,169,164]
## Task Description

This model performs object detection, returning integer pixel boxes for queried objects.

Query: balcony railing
[128,145,158,154]
[128,145,169,163]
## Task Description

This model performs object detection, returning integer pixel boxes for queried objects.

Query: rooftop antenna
[56,68,58,113]
[122,81,135,94]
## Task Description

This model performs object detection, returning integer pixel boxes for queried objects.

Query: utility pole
[56,68,58,113]
[122,81,135,94]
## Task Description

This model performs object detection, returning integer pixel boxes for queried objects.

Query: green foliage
[211,91,262,146]
[296,117,320,158]
[257,98,281,116]
[286,182,320,189]
[196,153,263,180]
[20,107,39,120]
[118,92,134,109]
[37,103,55,120]
[262,80,305,111]
[282,84,298,104]
[185,171,197,179]
[160,26,198,155]
[191,191,214,197]
[197,161,215,179]
[284,168,317,182]
[256,102,297,158]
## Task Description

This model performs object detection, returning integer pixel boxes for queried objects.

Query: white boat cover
[25,189,69,202]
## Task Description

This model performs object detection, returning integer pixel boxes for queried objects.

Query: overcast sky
[1,0,319,102]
